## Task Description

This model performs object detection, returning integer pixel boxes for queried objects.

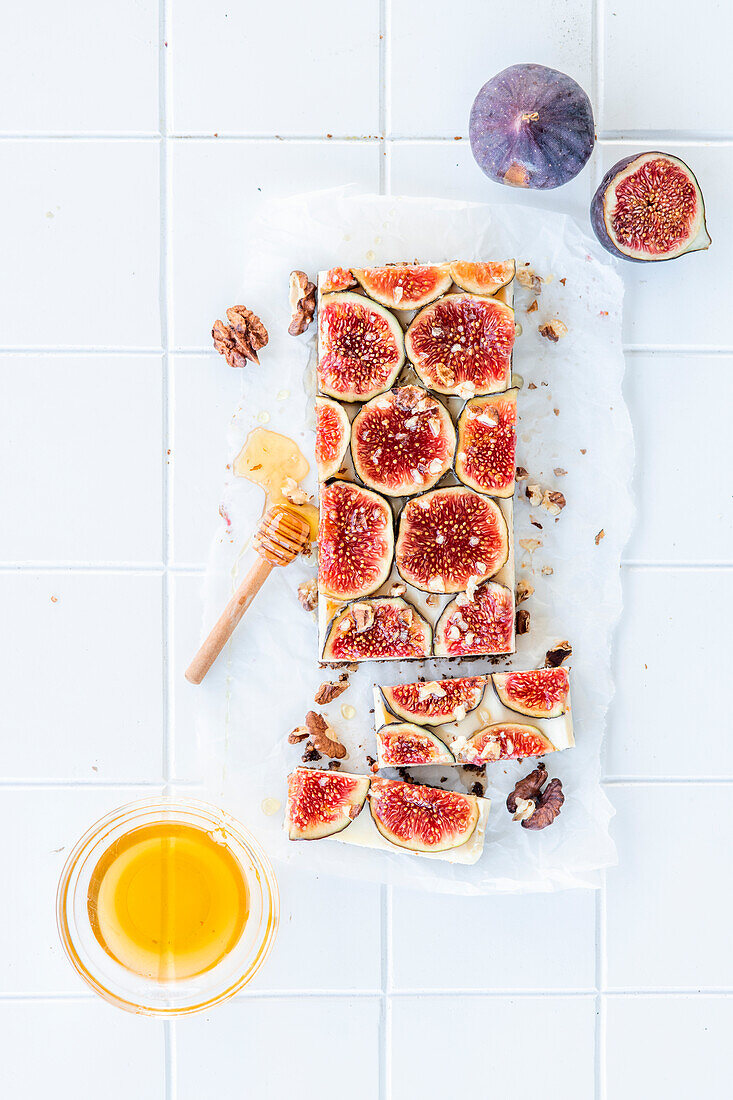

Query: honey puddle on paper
[87,822,249,982]
[234,427,318,540]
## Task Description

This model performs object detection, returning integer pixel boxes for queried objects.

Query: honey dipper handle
[185,556,273,685]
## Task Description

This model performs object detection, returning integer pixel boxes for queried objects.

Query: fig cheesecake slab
[314,261,519,664]
[373,667,574,769]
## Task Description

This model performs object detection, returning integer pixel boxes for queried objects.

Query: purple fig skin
[590,152,710,263]
[469,63,595,190]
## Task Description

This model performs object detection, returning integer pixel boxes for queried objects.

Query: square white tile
[0,1002,165,1097]
[391,886,597,990]
[0,787,160,993]
[169,140,380,348]
[171,571,205,783]
[389,0,593,137]
[0,354,163,563]
[601,0,730,133]
[391,995,595,1097]
[594,144,726,349]
[1,573,164,782]
[622,354,733,563]
[605,785,733,988]
[606,996,733,1098]
[170,353,243,564]
[606,568,733,778]
[388,139,593,223]
[0,0,159,133]
[0,141,160,348]
[175,996,381,1100]
[169,0,380,136]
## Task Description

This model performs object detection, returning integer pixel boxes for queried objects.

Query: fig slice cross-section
[315,396,351,482]
[368,778,480,853]
[352,264,452,310]
[322,597,432,662]
[434,580,515,657]
[286,767,370,840]
[318,480,394,601]
[375,723,455,767]
[395,486,509,594]
[351,385,456,497]
[381,675,487,725]
[493,667,569,718]
[454,723,554,765]
[405,293,515,397]
[318,291,405,402]
[448,260,516,296]
[455,389,517,498]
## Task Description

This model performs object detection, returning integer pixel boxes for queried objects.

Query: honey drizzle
[234,427,318,541]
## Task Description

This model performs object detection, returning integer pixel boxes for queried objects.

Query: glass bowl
[56,797,279,1015]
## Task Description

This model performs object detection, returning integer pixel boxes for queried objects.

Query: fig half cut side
[434,581,515,657]
[351,385,456,497]
[493,667,569,719]
[395,486,509,594]
[449,260,516,296]
[369,778,480,852]
[318,480,394,601]
[322,597,433,662]
[376,723,455,767]
[455,723,554,765]
[381,675,487,726]
[287,768,370,840]
[591,152,711,262]
[352,264,452,310]
[315,396,351,482]
[405,294,515,397]
[318,291,405,402]
[455,389,517,498]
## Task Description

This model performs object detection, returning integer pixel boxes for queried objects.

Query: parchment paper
[196,189,632,895]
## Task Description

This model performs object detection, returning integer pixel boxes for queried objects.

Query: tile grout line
[2,132,732,145]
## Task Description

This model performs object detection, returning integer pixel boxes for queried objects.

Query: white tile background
[0,0,730,1096]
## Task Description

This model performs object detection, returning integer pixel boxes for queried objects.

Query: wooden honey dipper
[185,505,310,685]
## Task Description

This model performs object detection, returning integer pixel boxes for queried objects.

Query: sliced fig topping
[352,264,452,310]
[351,385,456,497]
[395,486,509,594]
[455,389,517,498]
[368,777,480,853]
[405,294,514,396]
[381,675,486,726]
[434,581,515,657]
[322,597,432,662]
[376,723,455,767]
[321,267,357,293]
[449,260,516,296]
[315,396,351,481]
[318,481,394,601]
[318,291,405,402]
[493,667,569,718]
[286,767,370,840]
[455,722,553,765]
[591,152,711,262]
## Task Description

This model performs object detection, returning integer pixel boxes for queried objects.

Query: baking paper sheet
[196,189,632,895]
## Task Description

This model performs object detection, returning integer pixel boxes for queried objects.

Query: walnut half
[506,763,564,830]
[212,305,268,367]
[288,270,316,336]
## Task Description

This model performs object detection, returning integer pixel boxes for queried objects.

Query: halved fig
[315,396,351,481]
[449,260,516,296]
[493,667,569,718]
[321,267,357,293]
[322,597,432,662]
[381,675,486,726]
[352,264,452,310]
[405,294,515,397]
[368,777,480,852]
[591,152,711,263]
[455,723,553,765]
[455,389,517,498]
[318,291,405,402]
[395,486,509,593]
[286,767,370,840]
[318,481,394,601]
[434,581,515,657]
[376,723,455,767]
[351,385,455,497]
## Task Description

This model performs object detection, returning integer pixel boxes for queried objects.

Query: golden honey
[234,427,319,540]
[87,822,249,982]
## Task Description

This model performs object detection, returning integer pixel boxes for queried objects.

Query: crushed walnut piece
[595,528,605,545]
[301,740,322,763]
[518,537,543,553]
[516,579,534,604]
[526,299,539,313]
[288,270,316,336]
[282,476,312,507]
[212,305,268,367]
[297,578,318,612]
[526,483,542,507]
[516,267,543,294]
[545,640,572,668]
[542,489,566,516]
[389,582,407,597]
[516,466,529,481]
[314,676,349,705]
[352,602,375,633]
[539,318,568,342]
[288,726,309,744]
[541,565,554,576]
[507,764,564,829]
[305,711,346,759]
[554,467,567,478]
[424,593,440,608]
[516,609,531,635]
